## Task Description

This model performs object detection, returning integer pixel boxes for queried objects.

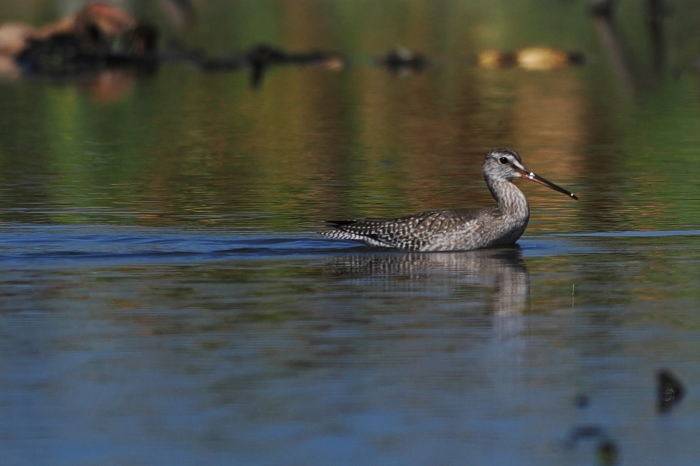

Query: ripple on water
[2,224,699,268]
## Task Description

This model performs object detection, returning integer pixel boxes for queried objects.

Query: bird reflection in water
[324,246,529,323]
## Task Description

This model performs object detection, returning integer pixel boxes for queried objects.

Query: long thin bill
[516,167,578,200]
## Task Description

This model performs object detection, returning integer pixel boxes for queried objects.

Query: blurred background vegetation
[1,0,699,234]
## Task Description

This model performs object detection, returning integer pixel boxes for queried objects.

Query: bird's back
[320,207,520,251]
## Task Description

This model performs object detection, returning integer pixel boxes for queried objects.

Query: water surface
[2,1,700,464]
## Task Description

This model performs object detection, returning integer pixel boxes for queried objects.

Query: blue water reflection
[2,225,700,464]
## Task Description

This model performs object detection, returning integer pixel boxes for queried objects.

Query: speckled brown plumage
[320,147,577,252]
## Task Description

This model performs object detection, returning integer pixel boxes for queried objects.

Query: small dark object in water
[15,31,159,75]
[574,394,590,409]
[288,50,347,69]
[657,369,685,413]
[244,43,346,88]
[246,44,289,88]
[515,47,586,70]
[598,440,620,466]
[244,43,346,69]
[567,51,587,65]
[14,16,159,76]
[163,39,243,72]
[245,43,289,68]
[376,47,430,75]
[564,424,619,465]
[197,55,244,72]
[15,34,105,74]
[475,50,517,69]
[475,48,585,70]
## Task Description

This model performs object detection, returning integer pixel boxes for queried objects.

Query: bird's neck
[488,180,530,217]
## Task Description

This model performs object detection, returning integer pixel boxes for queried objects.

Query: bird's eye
[498,157,509,164]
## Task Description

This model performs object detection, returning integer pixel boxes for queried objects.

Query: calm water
[2,1,700,465]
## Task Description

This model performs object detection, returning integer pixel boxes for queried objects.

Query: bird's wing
[322,209,483,250]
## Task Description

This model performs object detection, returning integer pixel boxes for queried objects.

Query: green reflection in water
[0,0,699,234]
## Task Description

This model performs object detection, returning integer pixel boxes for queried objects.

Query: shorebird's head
[484,147,578,200]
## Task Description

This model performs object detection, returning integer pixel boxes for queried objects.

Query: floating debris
[476,50,516,69]
[375,47,430,76]
[564,424,619,466]
[245,43,346,69]
[657,369,685,413]
[1,4,587,89]
[1,2,159,76]
[244,43,347,88]
[516,47,585,70]
[597,439,620,466]
[162,38,243,71]
[474,47,585,70]
[574,394,591,409]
